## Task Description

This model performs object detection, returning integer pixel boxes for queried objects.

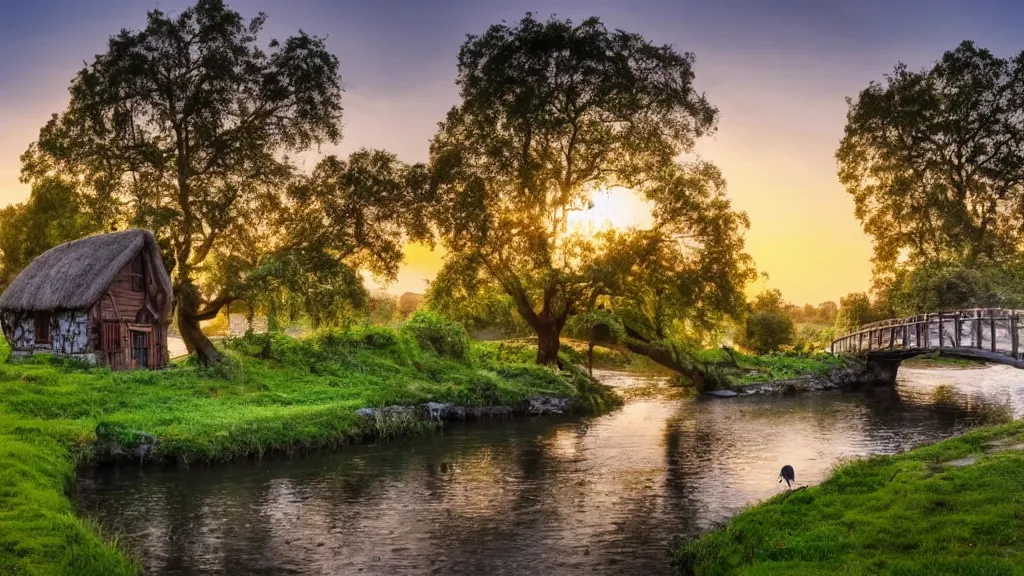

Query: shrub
[736,289,796,354]
[737,310,795,354]
[401,311,470,361]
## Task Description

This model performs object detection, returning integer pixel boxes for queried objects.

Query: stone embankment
[355,396,575,420]
[706,358,902,398]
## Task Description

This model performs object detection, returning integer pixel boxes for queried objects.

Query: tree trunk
[623,336,704,389]
[536,322,563,367]
[177,306,220,364]
[175,282,221,365]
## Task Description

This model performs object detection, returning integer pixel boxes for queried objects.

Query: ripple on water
[75,365,1024,575]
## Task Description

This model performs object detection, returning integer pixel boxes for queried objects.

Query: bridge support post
[991,313,997,353]
[924,314,930,348]
[1012,313,1019,359]
[954,313,961,347]
[864,356,901,385]
[834,354,902,389]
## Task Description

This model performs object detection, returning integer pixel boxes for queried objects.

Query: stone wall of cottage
[0,310,35,351]
[52,310,91,355]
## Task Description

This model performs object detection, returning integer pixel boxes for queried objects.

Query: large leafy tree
[837,41,1024,278]
[207,148,432,330]
[428,14,753,365]
[18,0,418,363]
[0,179,106,291]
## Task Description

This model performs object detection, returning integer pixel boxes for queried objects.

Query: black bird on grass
[779,465,795,489]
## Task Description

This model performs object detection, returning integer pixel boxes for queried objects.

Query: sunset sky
[2,0,1023,305]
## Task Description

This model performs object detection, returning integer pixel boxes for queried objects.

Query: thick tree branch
[192,295,238,322]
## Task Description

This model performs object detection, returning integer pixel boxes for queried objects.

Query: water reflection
[76,366,1024,575]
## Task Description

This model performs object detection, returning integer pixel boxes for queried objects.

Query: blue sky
[2,0,1023,303]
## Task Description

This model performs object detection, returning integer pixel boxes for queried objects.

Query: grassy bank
[675,420,1024,575]
[698,348,851,389]
[0,314,619,575]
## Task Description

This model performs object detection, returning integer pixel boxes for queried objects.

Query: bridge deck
[830,308,1024,366]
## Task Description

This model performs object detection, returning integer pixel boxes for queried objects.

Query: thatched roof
[0,229,174,316]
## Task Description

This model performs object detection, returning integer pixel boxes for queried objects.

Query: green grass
[698,348,851,388]
[0,317,619,575]
[675,421,1024,575]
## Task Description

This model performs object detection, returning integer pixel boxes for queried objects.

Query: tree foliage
[17,0,425,362]
[565,307,626,375]
[206,148,432,330]
[428,13,753,364]
[735,289,795,354]
[834,292,880,332]
[872,259,1024,317]
[424,265,532,337]
[0,179,106,291]
[838,41,1024,276]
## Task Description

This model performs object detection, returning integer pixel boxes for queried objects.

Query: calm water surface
[75,366,1024,575]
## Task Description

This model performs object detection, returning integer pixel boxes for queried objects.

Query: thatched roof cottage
[0,229,174,369]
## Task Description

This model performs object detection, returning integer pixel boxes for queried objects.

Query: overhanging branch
[191,295,238,321]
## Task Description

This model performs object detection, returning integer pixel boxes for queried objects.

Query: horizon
[3,0,1024,305]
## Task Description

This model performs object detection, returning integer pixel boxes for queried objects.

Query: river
[74,365,1024,575]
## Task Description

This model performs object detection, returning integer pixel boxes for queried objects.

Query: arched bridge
[830,309,1024,381]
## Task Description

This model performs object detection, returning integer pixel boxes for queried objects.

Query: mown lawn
[675,420,1024,575]
[0,314,617,575]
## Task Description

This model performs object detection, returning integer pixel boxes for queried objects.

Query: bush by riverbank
[0,314,620,575]
[674,420,1024,575]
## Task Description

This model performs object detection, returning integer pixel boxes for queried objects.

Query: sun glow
[564,186,656,236]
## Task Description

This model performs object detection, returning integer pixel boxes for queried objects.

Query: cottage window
[34,312,50,344]
[131,330,150,368]
[129,257,145,292]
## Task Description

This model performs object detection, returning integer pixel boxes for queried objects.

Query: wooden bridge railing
[830,308,1023,360]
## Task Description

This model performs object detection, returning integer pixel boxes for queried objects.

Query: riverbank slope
[0,319,619,575]
[675,419,1024,575]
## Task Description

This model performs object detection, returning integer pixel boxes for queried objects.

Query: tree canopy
[837,41,1024,277]
[0,179,105,291]
[17,0,426,362]
[428,13,754,364]
[735,289,795,354]
[834,292,880,332]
